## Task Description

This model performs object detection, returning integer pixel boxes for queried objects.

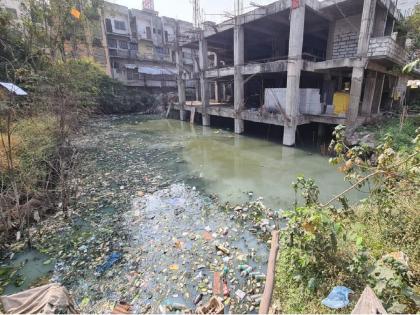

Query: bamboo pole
[259,230,280,314]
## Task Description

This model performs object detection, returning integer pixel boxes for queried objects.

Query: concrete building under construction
[173,0,415,146]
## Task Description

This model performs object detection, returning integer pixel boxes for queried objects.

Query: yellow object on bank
[333,92,350,115]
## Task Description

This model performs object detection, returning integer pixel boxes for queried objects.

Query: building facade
[174,0,419,146]
[1,0,198,95]
[102,1,197,94]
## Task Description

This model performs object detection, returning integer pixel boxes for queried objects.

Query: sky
[110,0,274,23]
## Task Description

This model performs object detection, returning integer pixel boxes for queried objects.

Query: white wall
[103,2,130,35]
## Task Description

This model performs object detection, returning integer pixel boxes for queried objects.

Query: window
[146,27,151,39]
[129,43,138,51]
[105,19,113,32]
[5,8,17,19]
[153,28,156,34]
[119,40,128,49]
[114,20,126,31]
[127,69,139,81]
[164,31,169,43]
[157,29,162,35]
[108,39,117,48]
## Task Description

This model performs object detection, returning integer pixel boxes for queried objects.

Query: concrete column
[347,0,377,128]
[283,1,305,146]
[222,83,226,102]
[176,49,186,121]
[234,23,244,134]
[199,35,210,126]
[326,21,335,60]
[193,56,200,101]
[361,71,377,116]
[214,81,220,102]
[371,73,385,114]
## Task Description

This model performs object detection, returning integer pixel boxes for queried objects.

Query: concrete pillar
[326,21,335,60]
[222,83,227,102]
[283,1,305,146]
[371,73,385,114]
[176,49,186,121]
[214,82,220,102]
[193,56,200,101]
[199,35,210,126]
[361,71,377,116]
[347,0,377,128]
[234,23,245,134]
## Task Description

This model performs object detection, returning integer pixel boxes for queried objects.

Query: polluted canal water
[1,115,356,313]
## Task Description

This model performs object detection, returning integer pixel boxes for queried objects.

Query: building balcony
[109,49,138,59]
[106,31,130,38]
[368,36,409,66]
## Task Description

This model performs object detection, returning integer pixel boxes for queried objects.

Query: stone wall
[331,14,361,59]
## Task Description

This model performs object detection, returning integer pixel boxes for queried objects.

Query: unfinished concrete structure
[173,0,411,145]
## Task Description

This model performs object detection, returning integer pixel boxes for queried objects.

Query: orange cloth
[70,8,81,19]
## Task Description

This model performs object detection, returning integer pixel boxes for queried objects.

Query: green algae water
[124,116,359,209]
[1,114,362,313]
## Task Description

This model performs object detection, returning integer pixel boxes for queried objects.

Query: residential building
[174,0,419,146]
[102,1,197,94]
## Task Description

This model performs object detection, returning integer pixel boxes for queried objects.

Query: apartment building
[1,0,198,95]
[103,1,197,94]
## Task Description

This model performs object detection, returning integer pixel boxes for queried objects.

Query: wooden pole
[259,230,280,314]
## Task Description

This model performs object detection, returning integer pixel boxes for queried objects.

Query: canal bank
[0,114,359,313]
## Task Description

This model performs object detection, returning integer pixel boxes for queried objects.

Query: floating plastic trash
[322,286,353,309]
[96,252,122,275]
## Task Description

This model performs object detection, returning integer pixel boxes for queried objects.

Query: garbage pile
[1,115,280,313]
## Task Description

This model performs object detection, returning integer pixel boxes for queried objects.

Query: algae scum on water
[0,114,354,313]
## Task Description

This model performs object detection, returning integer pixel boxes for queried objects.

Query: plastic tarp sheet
[0,283,79,314]
[138,66,176,75]
[0,82,28,96]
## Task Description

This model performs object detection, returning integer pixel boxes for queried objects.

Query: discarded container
[249,272,266,281]
[333,92,350,115]
[215,245,230,255]
[223,279,230,297]
[166,302,187,311]
[235,289,246,300]
[241,266,253,276]
[238,264,251,271]
[193,293,203,305]
[222,266,229,277]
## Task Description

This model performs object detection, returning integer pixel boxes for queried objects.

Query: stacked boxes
[264,88,322,115]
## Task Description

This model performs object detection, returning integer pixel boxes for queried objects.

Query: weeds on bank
[274,125,420,313]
